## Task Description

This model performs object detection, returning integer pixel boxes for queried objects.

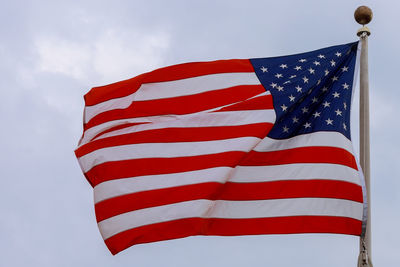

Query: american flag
[75,41,365,255]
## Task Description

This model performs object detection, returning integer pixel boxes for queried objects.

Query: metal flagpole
[354,6,373,267]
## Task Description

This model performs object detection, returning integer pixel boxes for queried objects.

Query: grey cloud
[0,0,398,266]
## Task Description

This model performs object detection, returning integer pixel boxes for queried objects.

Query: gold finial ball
[354,6,373,25]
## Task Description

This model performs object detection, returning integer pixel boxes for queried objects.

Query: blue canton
[251,42,358,140]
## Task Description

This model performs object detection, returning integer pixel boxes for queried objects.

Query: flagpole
[354,6,373,267]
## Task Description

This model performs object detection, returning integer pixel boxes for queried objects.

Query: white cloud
[34,28,170,84]
[93,29,169,84]
[370,88,395,130]
[35,37,91,81]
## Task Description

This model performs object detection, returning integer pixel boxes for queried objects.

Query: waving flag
[75,41,365,255]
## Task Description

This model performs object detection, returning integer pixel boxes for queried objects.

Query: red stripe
[105,216,362,255]
[76,123,273,157]
[85,59,254,106]
[85,151,247,187]
[240,146,358,170]
[84,85,268,130]
[222,180,362,202]
[95,180,363,222]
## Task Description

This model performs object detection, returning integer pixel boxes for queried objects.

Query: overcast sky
[1,1,398,266]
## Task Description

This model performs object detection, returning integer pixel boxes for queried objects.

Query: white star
[333,91,340,98]
[292,117,299,123]
[323,101,330,108]
[318,54,326,59]
[343,102,347,110]
[313,61,321,66]
[283,126,289,133]
[342,83,349,89]
[317,79,321,85]
[289,75,297,79]
[260,66,268,73]
[326,118,333,125]
[335,109,342,116]
[301,106,309,113]
[289,94,296,102]
[277,86,284,92]
[283,80,291,85]
[330,60,336,67]
[342,66,349,72]
[280,64,288,69]
[302,76,309,83]
[303,122,311,129]
[331,76,339,82]
[343,123,347,130]
[313,111,321,118]
[281,104,288,111]
[275,73,283,78]
[322,86,328,92]
[299,59,307,63]
[295,85,302,92]
[312,97,318,103]
[325,69,329,76]
[294,66,302,71]
[308,67,315,74]
[270,82,277,88]
[335,52,342,57]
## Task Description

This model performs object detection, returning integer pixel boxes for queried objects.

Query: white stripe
[94,167,233,203]
[98,198,363,239]
[254,131,354,154]
[79,109,275,146]
[80,137,261,173]
[94,163,362,204]
[231,163,361,184]
[84,72,260,123]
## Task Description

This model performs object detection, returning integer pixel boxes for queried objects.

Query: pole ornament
[354,6,373,25]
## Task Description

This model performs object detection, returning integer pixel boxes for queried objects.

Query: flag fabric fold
[75,41,365,255]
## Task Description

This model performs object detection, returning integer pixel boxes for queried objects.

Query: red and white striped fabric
[75,58,364,255]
